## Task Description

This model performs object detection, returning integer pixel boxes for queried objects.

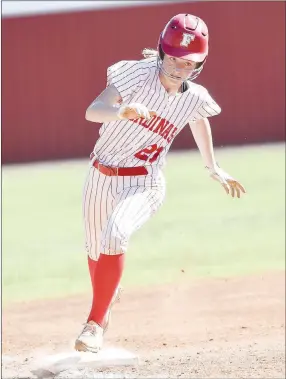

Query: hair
[142,45,165,60]
[141,48,158,58]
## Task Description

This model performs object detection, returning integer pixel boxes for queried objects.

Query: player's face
[162,55,197,81]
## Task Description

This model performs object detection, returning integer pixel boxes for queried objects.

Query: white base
[2,355,15,363]
[33,347,139,375]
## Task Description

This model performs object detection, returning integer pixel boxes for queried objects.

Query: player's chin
[168,74,184,82]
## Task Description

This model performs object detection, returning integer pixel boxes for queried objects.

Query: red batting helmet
[158,14,209,80]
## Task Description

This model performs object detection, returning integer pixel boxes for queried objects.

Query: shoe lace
[82,323,98,336]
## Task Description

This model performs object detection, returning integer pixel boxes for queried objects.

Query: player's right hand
[117,103,157,121]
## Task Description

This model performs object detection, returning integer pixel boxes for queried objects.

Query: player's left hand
[206,166,246,198]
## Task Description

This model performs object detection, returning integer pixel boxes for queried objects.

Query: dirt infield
[2,271,285,378]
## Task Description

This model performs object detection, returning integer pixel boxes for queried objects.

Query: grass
[2,143,285,304]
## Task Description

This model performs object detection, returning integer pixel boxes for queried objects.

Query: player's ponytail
[142,45,165,60]
[141,48,158,59]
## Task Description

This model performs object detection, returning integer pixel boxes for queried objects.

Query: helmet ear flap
[158,44,165,61]
[195,58,206,69]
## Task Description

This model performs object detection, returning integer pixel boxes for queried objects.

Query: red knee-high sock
[87,255,97,290]
[87,253,125,326]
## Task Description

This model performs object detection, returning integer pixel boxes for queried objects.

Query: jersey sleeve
[106,60,146,102]
[190,90,221,122]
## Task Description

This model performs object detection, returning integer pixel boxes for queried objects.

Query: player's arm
[85,84,156,123]
[189,117,217,170]
[190,118,246,198]
[85,84,123,123]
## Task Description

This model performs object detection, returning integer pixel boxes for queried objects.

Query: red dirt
[2,271,285,378]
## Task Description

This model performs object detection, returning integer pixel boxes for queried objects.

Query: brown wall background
[2,1,285,164]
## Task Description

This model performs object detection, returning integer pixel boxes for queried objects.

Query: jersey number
[134,144,163,163]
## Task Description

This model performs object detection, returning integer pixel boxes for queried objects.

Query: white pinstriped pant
[83,164,166,260]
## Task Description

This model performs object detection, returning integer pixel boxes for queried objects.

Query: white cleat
[75,321,104,353]
[75,286,123,353]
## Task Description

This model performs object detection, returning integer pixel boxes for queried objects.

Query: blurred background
[2,0,285,163]
[2,1,285,304]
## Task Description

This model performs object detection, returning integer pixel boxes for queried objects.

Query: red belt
[90,153,148,177]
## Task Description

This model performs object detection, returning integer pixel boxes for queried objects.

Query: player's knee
[100,234,127,255]
[85,241,100,261]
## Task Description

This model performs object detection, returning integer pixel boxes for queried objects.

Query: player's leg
[82,166,117,321]
[76,167,118,352]
[82,167,97,286]
[83,166,115,261]
[88,184,165,328]
[83,164,117,291]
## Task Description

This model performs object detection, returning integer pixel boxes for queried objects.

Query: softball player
[75,13,246,353]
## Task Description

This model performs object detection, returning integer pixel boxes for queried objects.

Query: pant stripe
[84,167,95,253]
[90,168,101,256]
[106,186,138,254]
[131,190,162,232]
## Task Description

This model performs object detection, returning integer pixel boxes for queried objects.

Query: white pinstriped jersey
[92,57,221,168]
